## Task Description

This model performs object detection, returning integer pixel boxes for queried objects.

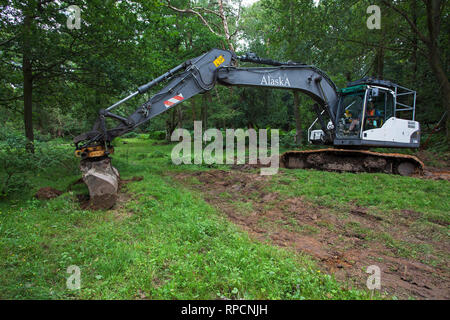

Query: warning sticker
[164,93,184,108]
[213,55,225,67]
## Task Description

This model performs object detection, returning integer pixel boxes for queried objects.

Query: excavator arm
[217,66,338,128]
[74,48,339,158]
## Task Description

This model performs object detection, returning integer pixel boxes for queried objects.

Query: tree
[0,0,164,149]
[381,0,449,139]
[166,0,243,51]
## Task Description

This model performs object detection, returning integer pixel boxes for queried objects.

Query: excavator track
[280,149,424,176]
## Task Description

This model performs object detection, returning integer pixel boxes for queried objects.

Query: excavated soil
[423,168,450,181]
[35,187,63,200]
[416,151,450,181]
[171,168,450,299]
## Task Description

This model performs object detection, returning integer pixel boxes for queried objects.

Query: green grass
[0,136,374,300]
[269,169,450,224]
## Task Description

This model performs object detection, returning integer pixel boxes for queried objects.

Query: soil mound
[35,187,63,200]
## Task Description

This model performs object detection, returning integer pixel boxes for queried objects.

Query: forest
[0,0,449,302]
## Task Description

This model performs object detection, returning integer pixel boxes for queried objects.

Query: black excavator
[74,49,423,207]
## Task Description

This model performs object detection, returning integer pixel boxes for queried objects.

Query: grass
[0,136,373,300]
[1,135,448,299]
[269,169,450,224]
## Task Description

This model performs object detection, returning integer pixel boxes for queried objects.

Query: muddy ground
[35,187,63,200]
[171,168,449,300]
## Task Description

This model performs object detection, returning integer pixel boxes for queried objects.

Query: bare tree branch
[165,0,236,51]
[231,0,242,38]
[192,7,221,18]
[166,1,220,37]
[217,0,234,51]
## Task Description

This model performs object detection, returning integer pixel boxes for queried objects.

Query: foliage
[0,0,448,301]
[0,128,36,196]
[0,126,77,198]
[148,130,166,140]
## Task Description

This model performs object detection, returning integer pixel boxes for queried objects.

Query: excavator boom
[74,49,338,150]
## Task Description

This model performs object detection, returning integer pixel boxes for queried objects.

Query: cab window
[364,89,394,130]
[336,91,365,137]
[385,91,394,120]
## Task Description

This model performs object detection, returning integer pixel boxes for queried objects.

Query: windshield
[336,91,365,138]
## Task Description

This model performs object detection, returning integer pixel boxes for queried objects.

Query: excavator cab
[310,78,420,149]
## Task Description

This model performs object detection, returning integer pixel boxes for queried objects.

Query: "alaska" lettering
[260,74,291,87]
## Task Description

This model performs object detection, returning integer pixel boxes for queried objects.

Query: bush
[148,130,166,140]
[35,131,52,142]
[0,127,77,198]
[0,129,37,197]
[122,132,138,138]
[280,130,299,149]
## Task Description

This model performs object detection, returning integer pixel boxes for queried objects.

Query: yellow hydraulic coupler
[75,145,114,159]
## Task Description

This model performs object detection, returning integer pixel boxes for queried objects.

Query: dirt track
[172,168,450,300]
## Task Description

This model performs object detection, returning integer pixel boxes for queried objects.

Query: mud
[172,169,450,299]
[416,150,450,181]
[35,187,63,200]
[423,168,450,181]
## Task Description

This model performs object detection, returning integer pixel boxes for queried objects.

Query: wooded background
[1,0,448,149]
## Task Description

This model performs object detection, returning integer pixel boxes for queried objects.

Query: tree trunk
[191,96,197,122]
[23,14,34,153]
[80,158,120,210]
[345,71,352,82]
[411,0,418,85]
[217,0,235,51]
[166,109,178,141]
[374,27,386,78]
[374,45,385,79]
[201,93,209,129]
[424,0,450,140]
[177,105,183,128]
[293,91,302,145]
[427,45,450,138]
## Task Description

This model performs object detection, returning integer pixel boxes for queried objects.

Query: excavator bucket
[79,157,120,210]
